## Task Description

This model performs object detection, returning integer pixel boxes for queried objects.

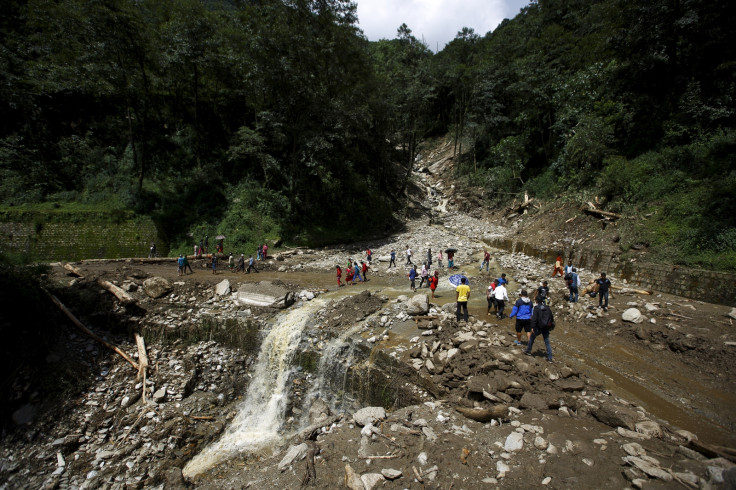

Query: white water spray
[183,299,324,479]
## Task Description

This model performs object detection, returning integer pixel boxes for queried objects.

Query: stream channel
[183,263,734,477]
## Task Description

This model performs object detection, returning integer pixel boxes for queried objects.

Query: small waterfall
[299,322,364,422]
[183,298,325,479]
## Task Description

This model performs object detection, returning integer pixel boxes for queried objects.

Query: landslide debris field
[2,150,736,489]
[3,212,736,489]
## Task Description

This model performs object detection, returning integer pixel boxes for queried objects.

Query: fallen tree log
[134,332,149,403]
[583,202,622,220]
[292,414,343,443]
[44,288,139,371]
[99,280,136,305]
[455,405,508,423]
[688,439,736,463]
[63,263,84,277]
[611,285,652,295]
[505,193,534,218]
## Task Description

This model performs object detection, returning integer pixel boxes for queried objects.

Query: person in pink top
[262,244,268,259]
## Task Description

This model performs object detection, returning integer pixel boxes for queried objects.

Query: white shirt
[407,248,412,257]
[494,285,509,301]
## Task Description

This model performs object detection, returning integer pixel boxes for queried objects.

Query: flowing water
[182,298,326,479]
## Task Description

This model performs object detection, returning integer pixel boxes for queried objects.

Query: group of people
[554,255,612,311]
[407,264,440,297]
[391,246,457,270]
[336,257,370,287]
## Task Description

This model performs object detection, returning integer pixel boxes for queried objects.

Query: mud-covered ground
[1,141,735,489]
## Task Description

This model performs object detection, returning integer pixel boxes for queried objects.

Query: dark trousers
[496,300,506,318]
[456,301,469,322]
[599,290,609,308]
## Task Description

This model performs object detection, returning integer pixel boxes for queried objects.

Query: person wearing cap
[455,277,470,322]
[236,254,245,272]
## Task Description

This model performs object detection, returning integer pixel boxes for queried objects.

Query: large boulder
[622,308,645,324]
[237,281,295,309]
[407,294,430,315]
[591,402,641,430]
[143,277,172,299]
[215,279,231,296]
[353,407,386,427]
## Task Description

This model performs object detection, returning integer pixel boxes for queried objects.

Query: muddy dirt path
[79,257,736,448]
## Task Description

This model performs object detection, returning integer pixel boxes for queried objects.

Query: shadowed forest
[1,0,734,268]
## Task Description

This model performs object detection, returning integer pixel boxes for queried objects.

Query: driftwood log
[505,192,534,218]
[99,280,136,305]
[63,263,84,277]
[455,405,508,422]
[134,332,149,403]
[291,414,343,443]
[688,439,736,463]
[583,201,622,220]
[44,289,139,371]
[611,285,652,295]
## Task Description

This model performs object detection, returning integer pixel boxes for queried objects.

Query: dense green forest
[1,0,734,268]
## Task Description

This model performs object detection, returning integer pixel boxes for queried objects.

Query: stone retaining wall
[490,238,736,306]
[0,214,165,261]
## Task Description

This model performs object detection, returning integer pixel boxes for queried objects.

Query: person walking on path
[534,281,550,305]
[389,250,397,268]
[480,249,491,272]
[455,277,471,322]
[346,265,354,285]
[228,253,234,271]
[183,255,193,274]
[177,255,185,276]
[353,262,363,282]
[496,273,508,286]
[509,290,534,346]
[486,280,497,316]
[419,263,429,288]
[567,268,579,302]
[236,254,245,272]
[552,255,564,277]
[336,265,343,287]
[447,250,455,269]
[406,246,413,265]
[366,249,372,264]
[262,244,268,260]
[494,281,509,319]
[361,261,369,281]
[246,255,259,273]
[429,270,439,298]
[408,265,417,291]
[595,272,612,311]
[525,296,555,362]
[427,248,433,268]
[257,245,263,260]
[437,250,443,268]
[211,254,217,275]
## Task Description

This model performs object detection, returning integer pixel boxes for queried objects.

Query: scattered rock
[407,294,430,315]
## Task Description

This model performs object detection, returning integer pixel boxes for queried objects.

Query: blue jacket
[409,269,417,280]
[509,297,533,320]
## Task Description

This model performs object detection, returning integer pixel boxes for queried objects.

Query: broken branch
[44,288,139,371]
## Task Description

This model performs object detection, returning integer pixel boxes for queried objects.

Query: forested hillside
[1,0,734,268]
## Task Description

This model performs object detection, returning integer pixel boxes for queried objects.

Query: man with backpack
[565,268,579,302]
[525,296,555,362]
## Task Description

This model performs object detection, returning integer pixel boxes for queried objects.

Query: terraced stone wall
[0,212,165,261]
[490,238,736,306]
